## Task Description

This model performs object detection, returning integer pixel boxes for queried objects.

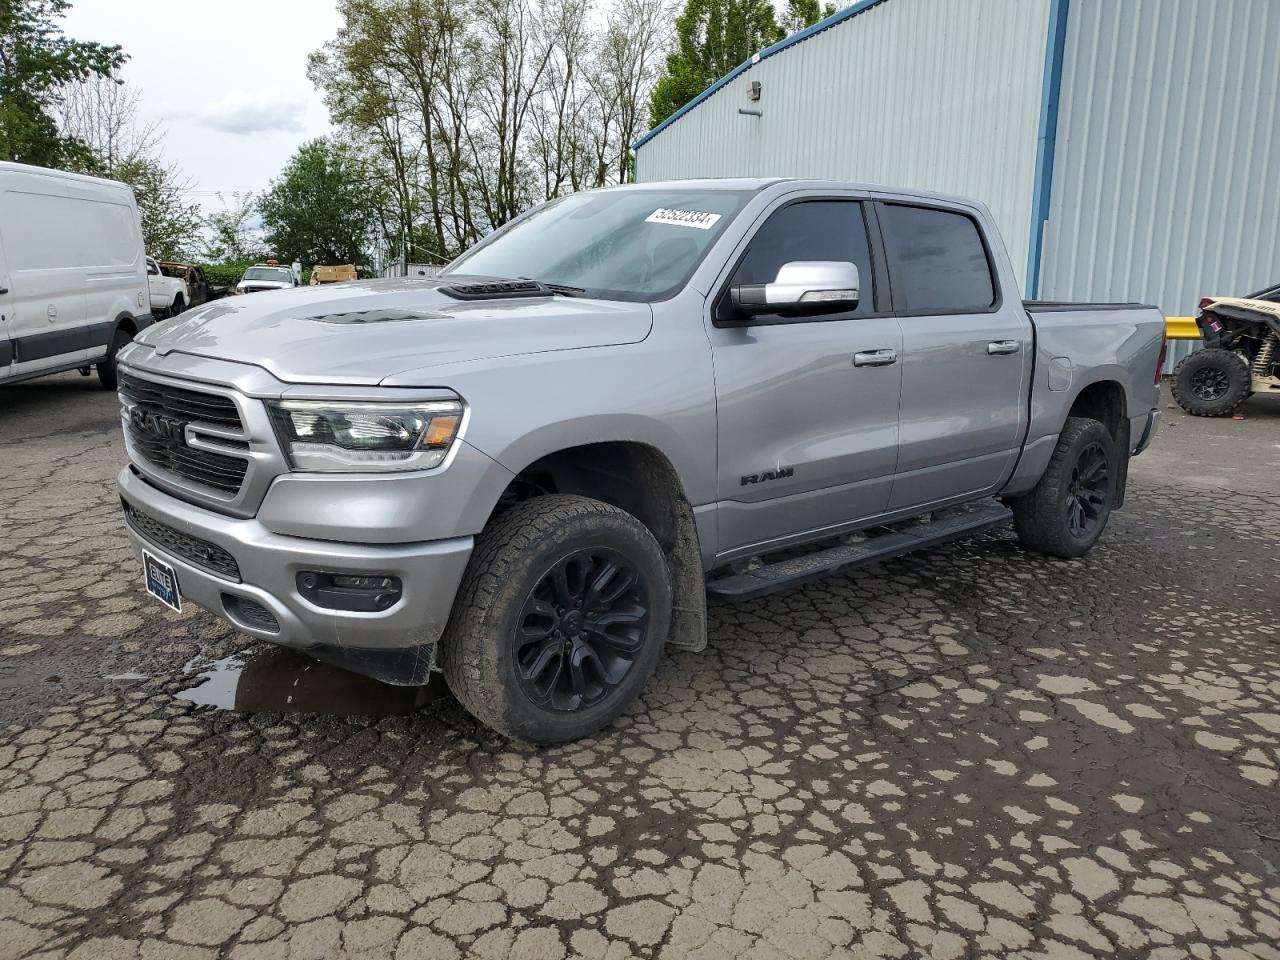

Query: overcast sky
[62,0,342,213]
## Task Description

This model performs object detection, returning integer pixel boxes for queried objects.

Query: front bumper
[1132,407,1160,456]
[118,465,473,684]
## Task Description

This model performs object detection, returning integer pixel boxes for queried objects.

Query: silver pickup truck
[115,179,1165,742]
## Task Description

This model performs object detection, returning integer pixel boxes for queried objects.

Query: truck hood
[137,277,654,385]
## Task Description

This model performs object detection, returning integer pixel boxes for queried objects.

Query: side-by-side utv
[1173,282,1280,416]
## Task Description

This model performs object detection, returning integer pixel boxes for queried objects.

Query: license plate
[143,550,182,612]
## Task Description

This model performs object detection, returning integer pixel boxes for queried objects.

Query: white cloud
[61,1,340,197]
[194,92,309,135]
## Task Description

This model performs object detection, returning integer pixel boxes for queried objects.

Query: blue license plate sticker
[143,550,182,613]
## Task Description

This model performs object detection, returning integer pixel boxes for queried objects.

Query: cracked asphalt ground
[2,374,1279,960]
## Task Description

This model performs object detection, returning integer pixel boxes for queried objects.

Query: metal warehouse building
[634,0,1280,366]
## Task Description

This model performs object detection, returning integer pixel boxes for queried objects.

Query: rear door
[707,196,902,557]
[876,199,1032,510]
[0,183,91,376]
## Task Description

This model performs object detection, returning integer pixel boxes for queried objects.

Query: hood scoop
[439,279,551,300]
[307,308,449,324]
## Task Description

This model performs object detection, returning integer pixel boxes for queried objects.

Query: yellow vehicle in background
[310,264,359,285]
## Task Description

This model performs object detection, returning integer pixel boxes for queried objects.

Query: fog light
[297,571,403,612]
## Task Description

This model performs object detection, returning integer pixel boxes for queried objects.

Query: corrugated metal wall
[1040,0,1280,370]
[635,0,1050,292]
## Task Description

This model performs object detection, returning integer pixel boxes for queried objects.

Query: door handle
[988,340,1021,355]
[853,349,898,367]
[47,304,58,319]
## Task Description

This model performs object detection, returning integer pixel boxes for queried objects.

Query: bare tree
[58,75,160,174]
[587,0,673,184]
[307,0,674,262]
[58,75,201,258]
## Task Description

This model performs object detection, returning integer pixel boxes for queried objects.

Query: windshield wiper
[518,277,587,297]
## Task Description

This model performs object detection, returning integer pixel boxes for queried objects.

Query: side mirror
[731,261,860,318]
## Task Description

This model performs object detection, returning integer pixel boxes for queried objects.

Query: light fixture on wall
[739,79,762,117]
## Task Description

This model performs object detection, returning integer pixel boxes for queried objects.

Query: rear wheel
[439,495,671,743]
[97,327,132,390]
[1012,417,1117,558]
[1172,348,1250,416]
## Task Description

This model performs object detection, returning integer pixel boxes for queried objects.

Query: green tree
[113,156,201,260]
[648,0,834,128]
[257,138,377,266]
[779,0,835,34]
[648,0,781,128]
[0,0,125,165]
[201,193,262,264]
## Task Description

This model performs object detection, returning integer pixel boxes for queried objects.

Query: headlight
[267,399,463,472]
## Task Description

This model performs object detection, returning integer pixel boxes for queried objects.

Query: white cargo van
[0,161,151,389]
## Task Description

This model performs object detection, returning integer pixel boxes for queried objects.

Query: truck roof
[610,177,990,211]
[0,159,134,191]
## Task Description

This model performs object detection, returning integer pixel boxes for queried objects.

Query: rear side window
[732,201,876,316]
[878,203,995,313]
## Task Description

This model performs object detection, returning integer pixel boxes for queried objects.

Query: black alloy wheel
[514,549,650,713]
[1189,365,1230,402]
[1065,440,1109,539]
[1172,348,1250,416]
[1011,416,1117,558]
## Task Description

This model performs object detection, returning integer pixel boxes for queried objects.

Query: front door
[874,200,1032,511]
[707,198,902,558]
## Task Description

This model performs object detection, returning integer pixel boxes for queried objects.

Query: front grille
[126,427,248,493]
[119,373,242,428]
[123,499,241,581]
[120,373,248,494]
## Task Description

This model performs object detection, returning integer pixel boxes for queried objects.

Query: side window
[878,203,995,313]
[731,201,875,316]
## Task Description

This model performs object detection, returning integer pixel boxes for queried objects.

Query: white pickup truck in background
[146,256,188,318]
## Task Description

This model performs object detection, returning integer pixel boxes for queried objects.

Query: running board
[705,501,1013,601]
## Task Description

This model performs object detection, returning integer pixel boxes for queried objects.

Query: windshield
[243,267,292,282]
[446,188,750,301]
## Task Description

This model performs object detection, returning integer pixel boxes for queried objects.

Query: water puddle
[174,647,448,717]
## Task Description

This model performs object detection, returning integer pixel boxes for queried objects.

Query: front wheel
[439,495,672,743]
[169,295,185,318]
[1011,416,1117,559]
[97,327,132,390]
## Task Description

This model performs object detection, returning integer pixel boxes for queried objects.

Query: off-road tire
[97,327,132,390]
[1172,348,1250,416]
[1011,416,1117,559]
[439,495,672,743]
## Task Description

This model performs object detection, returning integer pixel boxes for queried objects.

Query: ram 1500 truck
[115,179,1165,742]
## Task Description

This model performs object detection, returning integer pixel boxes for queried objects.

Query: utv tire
[1172,348,1250,416]
[97,327,132,390]
[439,495,672,744]
[1011,416,1117,559]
